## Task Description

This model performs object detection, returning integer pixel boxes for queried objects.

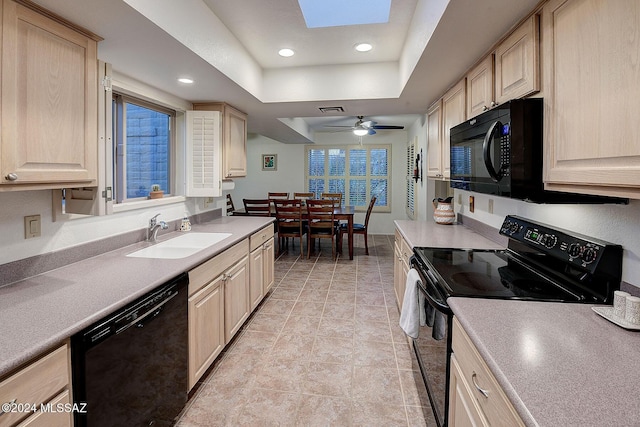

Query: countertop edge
[0,216,274,378]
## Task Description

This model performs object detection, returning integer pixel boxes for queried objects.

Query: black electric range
[408,215,623,427]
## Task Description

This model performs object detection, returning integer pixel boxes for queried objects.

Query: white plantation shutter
[186,110,222,197]
[406,139,416,219]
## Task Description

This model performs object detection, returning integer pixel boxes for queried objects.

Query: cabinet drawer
[189,239,249,296]
[250,224,274,252]
[16,390,72,427]
[452,318,524,427]
[0,344,70,427]
[400,236,412,268]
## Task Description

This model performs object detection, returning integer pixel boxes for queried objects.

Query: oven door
[411,258,453,427]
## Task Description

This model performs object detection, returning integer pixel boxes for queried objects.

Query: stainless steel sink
[126,232,232,259]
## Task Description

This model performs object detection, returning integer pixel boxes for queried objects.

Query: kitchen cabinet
[0,343,72,427]
[542,0,640,199]
[442,79,467,179]
[494,14,540,104]
[393,228,411,310]
[187,239,249,389]
[427,77,466,181]
[466,55,495,119]
[249,225,275,311]
[0,0,100,190]
[193,102,247,178]
[450,317,524,427]
[426,100,444,179]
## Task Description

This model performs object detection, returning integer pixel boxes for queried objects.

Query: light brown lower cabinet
[449,317,525,427]
[187,239,249,389]
[393,227,411,310]
[0,343,72,427]
[249,225,275,311]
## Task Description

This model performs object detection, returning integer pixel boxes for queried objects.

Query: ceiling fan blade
[368,128,377,135]
[323,125,356,129]
[371,125,405,130]
[361,120,377,128]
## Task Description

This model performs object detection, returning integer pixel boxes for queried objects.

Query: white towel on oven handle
[399,268,425,339]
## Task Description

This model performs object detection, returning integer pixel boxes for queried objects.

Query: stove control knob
[568,243,582,258]
[582,247,597,264]
[543,234,558,249]
[509,222,519,233]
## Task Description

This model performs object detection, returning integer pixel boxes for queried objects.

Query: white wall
[231,131,412,234]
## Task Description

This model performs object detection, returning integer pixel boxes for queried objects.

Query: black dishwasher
[72,273,188,427]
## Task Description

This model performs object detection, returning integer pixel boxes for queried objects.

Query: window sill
[113,195,187,213]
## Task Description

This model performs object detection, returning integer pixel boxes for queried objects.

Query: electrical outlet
[24,214,41,239]
[203,197,214,209]
[457,194,462,205]
[469,196,475,213]
[488,199,494,214]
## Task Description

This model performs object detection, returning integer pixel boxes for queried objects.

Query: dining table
[235,205,357,260]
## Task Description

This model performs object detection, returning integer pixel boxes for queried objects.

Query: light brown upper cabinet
[466,54,495,118]
[542,0,640,199]
[1,0,100,190]
[495,14,540,104]
[193,102,247,178]
[442,79,467,180]
[426,100,444,179]
[427,79,466,180]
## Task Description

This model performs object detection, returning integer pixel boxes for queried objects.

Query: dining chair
[226,194,236,215]
[321,192,343,206]
[339,196,377,255]
[242,199,272,216]
[268,192,289,200]
[293,192,314,201]
[274,199,306,257]
[306,199,339,260]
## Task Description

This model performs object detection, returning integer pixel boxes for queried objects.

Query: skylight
[298,0,391,28]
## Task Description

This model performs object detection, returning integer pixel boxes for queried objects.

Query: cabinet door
[495,14,540,104]
[1,0,98,186]
[442,80,467,180]
[394,239,403,310]
[224,255,250,343]
[543,0,640,199]
[249,246,264,311]
[449,356,485,427]
[263,237,275,295]
[426,100,444,178]
[188,276,224,390]
[223,105,247,178]
[466,55,495,118]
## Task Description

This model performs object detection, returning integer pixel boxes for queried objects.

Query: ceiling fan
[325,116,405,136]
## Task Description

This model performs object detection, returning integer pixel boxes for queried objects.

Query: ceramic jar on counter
[433,197,455,225]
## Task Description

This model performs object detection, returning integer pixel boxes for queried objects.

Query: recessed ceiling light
[278,48,295,57]
[178,77,194,84]
[355,43,373,52]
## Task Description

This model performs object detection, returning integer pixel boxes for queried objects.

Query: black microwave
[449,98,627,204]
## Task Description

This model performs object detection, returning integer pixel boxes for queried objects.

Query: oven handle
[411,259,450,313]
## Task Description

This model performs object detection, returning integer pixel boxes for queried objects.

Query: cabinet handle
[471,372,489,398]
[5,173,18,181]
[482,106,488,111]
[222,273,229,282]
[490,101,497,107]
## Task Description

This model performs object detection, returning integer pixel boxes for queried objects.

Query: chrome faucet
[147,213,168,242]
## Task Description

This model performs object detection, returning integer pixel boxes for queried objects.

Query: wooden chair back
[306,199,338,259]
[321,192,342,206]
[274,199,306,256]
[242,199,272,216]
[293,192,314,200]
[268,192,289,200]
[363,196,377,227]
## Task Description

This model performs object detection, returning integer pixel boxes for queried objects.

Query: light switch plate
[24,214,41,239]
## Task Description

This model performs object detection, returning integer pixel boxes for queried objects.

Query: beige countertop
[0,216,273,377]
[449,298,640,427]
[394,219,505,250]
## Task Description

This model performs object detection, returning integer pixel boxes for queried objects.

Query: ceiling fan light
[353,128,368,136]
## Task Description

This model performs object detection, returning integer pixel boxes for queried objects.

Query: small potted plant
[149,184,164,199]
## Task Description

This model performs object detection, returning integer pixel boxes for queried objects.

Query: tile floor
[177,234,435,426]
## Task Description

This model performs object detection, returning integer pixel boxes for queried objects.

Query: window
[112,94,175,203]
[305,144,391,212]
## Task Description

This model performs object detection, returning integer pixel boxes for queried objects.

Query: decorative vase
[433,197,455,225]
